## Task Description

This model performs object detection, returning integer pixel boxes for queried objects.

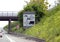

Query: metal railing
[0,11,18,17]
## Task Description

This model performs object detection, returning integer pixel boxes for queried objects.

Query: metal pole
[8,19,11,34]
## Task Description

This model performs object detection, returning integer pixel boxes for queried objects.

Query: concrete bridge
[0,11,18,33]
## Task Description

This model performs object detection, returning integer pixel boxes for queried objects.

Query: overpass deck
[0,11,18,21]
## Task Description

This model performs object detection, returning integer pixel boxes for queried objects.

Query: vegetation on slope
[18,0,48,27]
[48,4,60,16]
[4,1,60,42]
[4,21,21,32]
[24,6,60,42]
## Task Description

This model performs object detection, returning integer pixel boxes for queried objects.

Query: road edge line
[5,35,16,42]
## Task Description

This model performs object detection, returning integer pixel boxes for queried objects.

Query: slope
[24,11,60,42]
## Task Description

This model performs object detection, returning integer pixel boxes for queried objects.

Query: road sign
[23,12,35,28]
[16,25,19,29]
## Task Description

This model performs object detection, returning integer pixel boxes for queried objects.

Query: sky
[48,0,57,9]
[0,0,56,28]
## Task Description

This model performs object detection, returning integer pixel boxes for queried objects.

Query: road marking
[5,35,16,42]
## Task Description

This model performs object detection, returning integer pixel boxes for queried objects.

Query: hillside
[24,10,60,42]
[4,3,60,42]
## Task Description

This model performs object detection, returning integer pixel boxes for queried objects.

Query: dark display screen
[29,21,34,24]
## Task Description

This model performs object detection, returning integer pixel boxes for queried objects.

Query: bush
[18,0,48,27]
[4,21,19,31]
[55,36,60,42]
[48,5,60,16]
[4,21,18,28]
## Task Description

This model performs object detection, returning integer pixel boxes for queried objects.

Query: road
[0,34,10,42]
[0,30,36,42]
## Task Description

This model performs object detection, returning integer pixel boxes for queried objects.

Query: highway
[0,29,14,42]
[0,34,10,42]
[0,30,36,42]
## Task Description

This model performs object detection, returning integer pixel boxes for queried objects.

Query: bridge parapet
[0,11,18,17]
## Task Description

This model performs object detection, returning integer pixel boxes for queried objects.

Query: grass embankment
[4,5,60,42]
[24,6,60,42]
[4,21,23,33]
[25,11,60,42]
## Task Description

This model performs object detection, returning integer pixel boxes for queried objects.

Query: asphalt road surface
[0,29,16,42]
[0,34,10,42]
[0,30,36,42]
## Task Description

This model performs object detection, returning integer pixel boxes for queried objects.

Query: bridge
[0,11,18,21]
[0,11,18,33]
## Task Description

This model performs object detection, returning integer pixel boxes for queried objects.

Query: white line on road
[5,35,16,42]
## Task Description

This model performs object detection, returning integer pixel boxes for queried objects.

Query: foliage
[48,5,60,16]
[11,27,17,32]
[18,10,24,27]
[4,21,23,33]
[11,27,23,33]
[55,36,60,42]
[58,0,60,4]
[24,11,60,42]
[24,5,60,42]
[4,21,19,31]
[18,0,48,27]
[4,1,60,42]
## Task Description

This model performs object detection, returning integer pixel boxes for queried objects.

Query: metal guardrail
[0,11,18,17]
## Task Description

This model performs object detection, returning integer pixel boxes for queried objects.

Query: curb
[8,32,45,42]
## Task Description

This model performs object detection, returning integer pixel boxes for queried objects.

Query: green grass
[4,4,60,42]
[24,11,60,42]
[11,27,23,33]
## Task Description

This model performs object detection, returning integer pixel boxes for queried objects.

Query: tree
[18,0,48,27]
[24,0,48,23]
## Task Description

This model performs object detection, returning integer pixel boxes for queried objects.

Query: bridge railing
[0,11,18,17]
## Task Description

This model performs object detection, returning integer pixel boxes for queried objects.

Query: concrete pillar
[8,19,11,34]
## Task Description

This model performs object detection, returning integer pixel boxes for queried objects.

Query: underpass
[0,11,18,33]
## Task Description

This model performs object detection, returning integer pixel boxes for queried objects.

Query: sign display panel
[23,12,35,28]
